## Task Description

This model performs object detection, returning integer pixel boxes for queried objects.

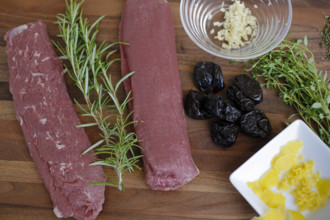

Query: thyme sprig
[320,14,330,60]
[244,37,330,146]
[54,0,142,190]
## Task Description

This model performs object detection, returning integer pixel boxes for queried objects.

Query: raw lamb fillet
[120,0,199,191]
[5,21,105,220]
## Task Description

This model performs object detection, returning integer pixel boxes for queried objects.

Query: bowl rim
[180,0,293,60]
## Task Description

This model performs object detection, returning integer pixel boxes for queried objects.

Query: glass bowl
[180,0,292,60]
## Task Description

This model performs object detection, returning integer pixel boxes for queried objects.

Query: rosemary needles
[54,0,141,190]
[244,37,330,146]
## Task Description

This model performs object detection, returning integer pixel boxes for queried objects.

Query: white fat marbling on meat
[84,191,92,200]
[18,50,23,55]
[42,97,48,106]
[34,51,41,58]
[16,115,23,126]
[45,131,52,140]
[57,113,65,124]
[40,118,47,124]
[36,78,45,88]
[41,57,50,62]
[17,88,26,101]
[55,131,60,138]
[56,141,65,150]
[53,206,63,218]
[31,72,44,77]
[34,32,39,38]
[59,162,72,175]
[8,24,28,45]
[24,105,36,111]
[18,88,26,95]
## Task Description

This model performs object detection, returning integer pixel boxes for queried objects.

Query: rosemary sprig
[53,0,142,190]
[244,37,330,146]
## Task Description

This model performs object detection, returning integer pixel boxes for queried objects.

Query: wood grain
[0,0,329,219]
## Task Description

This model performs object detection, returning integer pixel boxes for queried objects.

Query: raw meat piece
[5,21,105,220]
[120,0,199,191]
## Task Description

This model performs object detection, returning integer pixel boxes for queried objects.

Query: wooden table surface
[0,0,329,219]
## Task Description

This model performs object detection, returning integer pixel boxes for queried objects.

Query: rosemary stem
[54,0,141,189]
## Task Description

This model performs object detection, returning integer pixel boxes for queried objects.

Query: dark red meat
[5,21,105,220]
[120,0,199,191]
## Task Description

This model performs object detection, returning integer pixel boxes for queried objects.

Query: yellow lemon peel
[248,140,329,219]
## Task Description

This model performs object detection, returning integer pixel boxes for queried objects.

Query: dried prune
[227,74,263,112]
[227,86,255,112]
[185,90,212,120]
[211,122,239,147]
[194,61,225,94]
[240,110,272,138]
[219,99,242,123]
[203,94,241,123]
[202,94,223,116]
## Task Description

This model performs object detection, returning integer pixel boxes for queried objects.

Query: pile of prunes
[185,61,272,147]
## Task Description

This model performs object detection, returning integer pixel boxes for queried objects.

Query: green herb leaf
[76,122,98,128]
[304,35,308,46]
[82,139,105,155]
[311,102,322,109]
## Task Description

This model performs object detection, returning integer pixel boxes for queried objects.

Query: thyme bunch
[54,0,142,190]
[244,37,330,146]
[320,14,330,60]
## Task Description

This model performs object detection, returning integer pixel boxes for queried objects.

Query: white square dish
[229,119,330,219]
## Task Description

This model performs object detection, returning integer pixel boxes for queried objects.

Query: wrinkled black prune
[227,74,263,112]
[219,99,242,123]
[227,86,255,112]
[203,94,241,123]
[185,90,212,120]
[194,61,225,94]
[211,122,239,147]
[240,110,272,138]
